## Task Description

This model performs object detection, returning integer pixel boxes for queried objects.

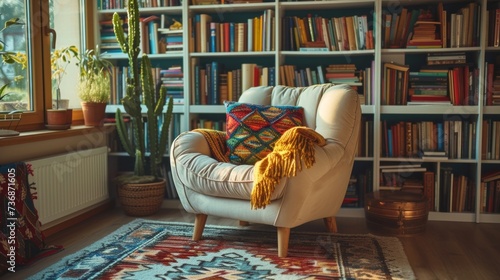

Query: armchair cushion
[225,101,304,165]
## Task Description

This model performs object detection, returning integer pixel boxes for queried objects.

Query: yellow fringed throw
[251,126,326,209]
[193,129,230,163]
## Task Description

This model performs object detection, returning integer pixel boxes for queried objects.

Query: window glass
[50,0,82,109]
[0,1,30,113]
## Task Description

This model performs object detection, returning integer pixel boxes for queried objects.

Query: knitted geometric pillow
[225,101,304,165]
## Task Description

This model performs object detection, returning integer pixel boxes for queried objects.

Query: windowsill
[0,124,115,147]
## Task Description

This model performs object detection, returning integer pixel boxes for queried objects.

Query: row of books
[381,2,481,49]
[381,120,477,160]
[108,65,184,105]
[342,167,373,208]
[382,61,479,106]
[100,14,183,54]
[356,119,374,158]
[97,0,181,9]
[439,168,475,213]
[191,61,276,105]
[446,2,481,48]
[191,118,226,131]
[487,8,500,47]
[282,14,374,52]
[377,164,475,213]
[278,65,324,88]
[485,59,500,106]
[192,10,275,53]
[382,7,441,49]
[480,171,500,213]
[481,120,500,160]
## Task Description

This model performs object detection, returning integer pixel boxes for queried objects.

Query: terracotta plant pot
[46,109,72,130]
[81,102,107,126]
[46,109,69,125]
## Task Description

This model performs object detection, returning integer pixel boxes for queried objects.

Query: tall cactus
[112,0,173,180]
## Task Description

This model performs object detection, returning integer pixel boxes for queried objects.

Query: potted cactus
[112,0,173,216]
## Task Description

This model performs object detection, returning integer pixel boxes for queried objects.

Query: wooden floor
[10,205,500,280]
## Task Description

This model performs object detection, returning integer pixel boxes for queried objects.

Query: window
[0,0,91,132]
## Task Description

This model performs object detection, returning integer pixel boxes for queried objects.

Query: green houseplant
[46,45,78,129]
[112,0,174,216]
[77,48,113,126]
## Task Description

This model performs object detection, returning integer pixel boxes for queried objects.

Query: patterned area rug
[29,219,415,280]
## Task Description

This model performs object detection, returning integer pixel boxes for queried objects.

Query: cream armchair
[169,84,361,257]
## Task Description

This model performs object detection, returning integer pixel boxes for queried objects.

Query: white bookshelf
[97,0,500,223]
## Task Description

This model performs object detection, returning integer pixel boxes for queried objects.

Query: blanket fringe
[251,127,326,209]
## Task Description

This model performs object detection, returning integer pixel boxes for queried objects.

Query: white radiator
[29,146,109,226]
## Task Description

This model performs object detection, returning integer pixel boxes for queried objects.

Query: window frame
[0,0,95,132]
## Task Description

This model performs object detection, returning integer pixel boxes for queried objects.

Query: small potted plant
[77,47,113,126]
[46,45,78,129]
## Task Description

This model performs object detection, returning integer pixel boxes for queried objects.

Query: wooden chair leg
[239,221,250,226]
[277,227,290,258]
[323,216,338,233]
[193,214,207,241]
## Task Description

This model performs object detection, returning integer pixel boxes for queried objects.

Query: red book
[253,66,260,86]
[424,171,435,211]
[464,66,470,105]
[224,23,230,52]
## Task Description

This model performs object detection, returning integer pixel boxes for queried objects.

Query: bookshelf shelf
[96,0,500,221]
[189,105,225,114]
[281,1,374,10]
[360,105,375,114]
[380,106,479,114]
[106,104,185,114]
[280,50,375,56]
[191,51,275,57]
[100,7,183,14]
[189,3,276,12]
[381,47,482,54]
[484,107,500,114]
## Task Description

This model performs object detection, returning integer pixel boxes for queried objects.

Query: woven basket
[118,179,166,216]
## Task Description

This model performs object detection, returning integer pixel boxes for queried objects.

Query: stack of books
[159,29,183,53]
[161,66,184,105]
[379,164,427,191]
[99,19,122,53]
[407,21,442,49]
[408,70,450,105]
[419,150,448,160]
[426,52,466,66]
[325,64,362,88]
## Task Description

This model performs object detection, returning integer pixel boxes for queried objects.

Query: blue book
[148,21,158,54]
[211,61,219,105]
[269,67,275,86]
[205,63,212,104]
[230,22,235,52]
[387,128,393,157]
[210,22,217,52]
[437,122,444,151]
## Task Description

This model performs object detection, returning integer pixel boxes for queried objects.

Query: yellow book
[253,17,259,51]
[227,71,233,101]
